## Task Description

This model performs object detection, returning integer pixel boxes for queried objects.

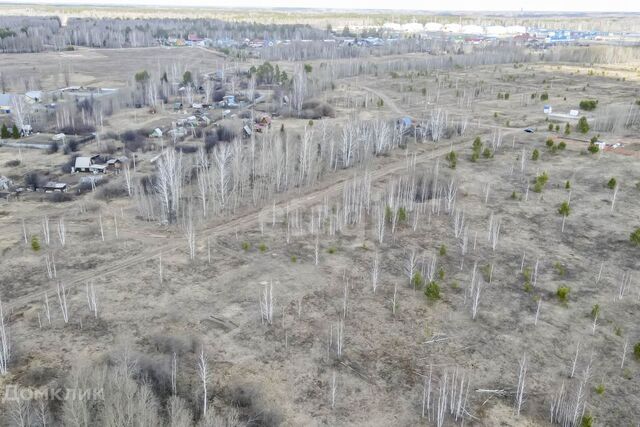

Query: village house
[0,94,13,114]
[40,182,68,193]
[106,158,123,172]
[72,156,106,174]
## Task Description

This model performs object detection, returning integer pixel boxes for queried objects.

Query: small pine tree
[397,207,407,223]
[564,123,571,135]
[558,201,571,217]
[1,123,10,139]
[577,116,589,134]
[31,235,41,251]
[580,414,594,427]
[425,281,441,300]
[531,149,539,161]
[446,151,457,169]
[607,178,617,190]
[412,271,424,289]
[12,124,20,139]
[630,228,640,246]
[556,286,570,303]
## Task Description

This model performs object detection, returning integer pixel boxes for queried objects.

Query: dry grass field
[1,45,639,426]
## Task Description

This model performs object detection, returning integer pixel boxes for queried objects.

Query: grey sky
[4,0,639,12]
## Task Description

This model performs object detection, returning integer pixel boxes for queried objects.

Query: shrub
[540,92,549,101]
[175,144,197,154]
[607,178,617,189]
[24,172,43,190]
[634,342,640,360]
[546,138,554,148]
[96,183,128,201]
[438,266,445,280]
[299,101,335,119]
[558,141,566,150]
[48,141,59,154]
[49,192,73,203]
[59,123,95,135]
[121,130,146,152]
[425,281,441,300]
[439,244,447,257]
[565,180,571,189]
[482,148,492,158]
[591,304,600,319]
[556,286,570,303]
[587,142,599,154]
[290,255,297,263]
[531,149,539,161]
[63,139,79,154]
[594,384,605,395]
[241,242,250,251]
[630,228,640,246]
[327,246,336,254]
[5,159,20,167]
[579,99,598,111]
[258,243,267,252]
[564,123,571,135]
[31,235,40,251]
[548,123,554,131]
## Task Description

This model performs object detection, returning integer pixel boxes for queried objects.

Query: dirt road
[6,140,461,312]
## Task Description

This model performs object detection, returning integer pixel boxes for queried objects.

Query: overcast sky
[5,0,640,13]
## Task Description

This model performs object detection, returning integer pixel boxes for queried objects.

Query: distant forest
[0,16,326,53]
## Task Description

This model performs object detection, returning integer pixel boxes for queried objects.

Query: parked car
[523,127,535,133]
